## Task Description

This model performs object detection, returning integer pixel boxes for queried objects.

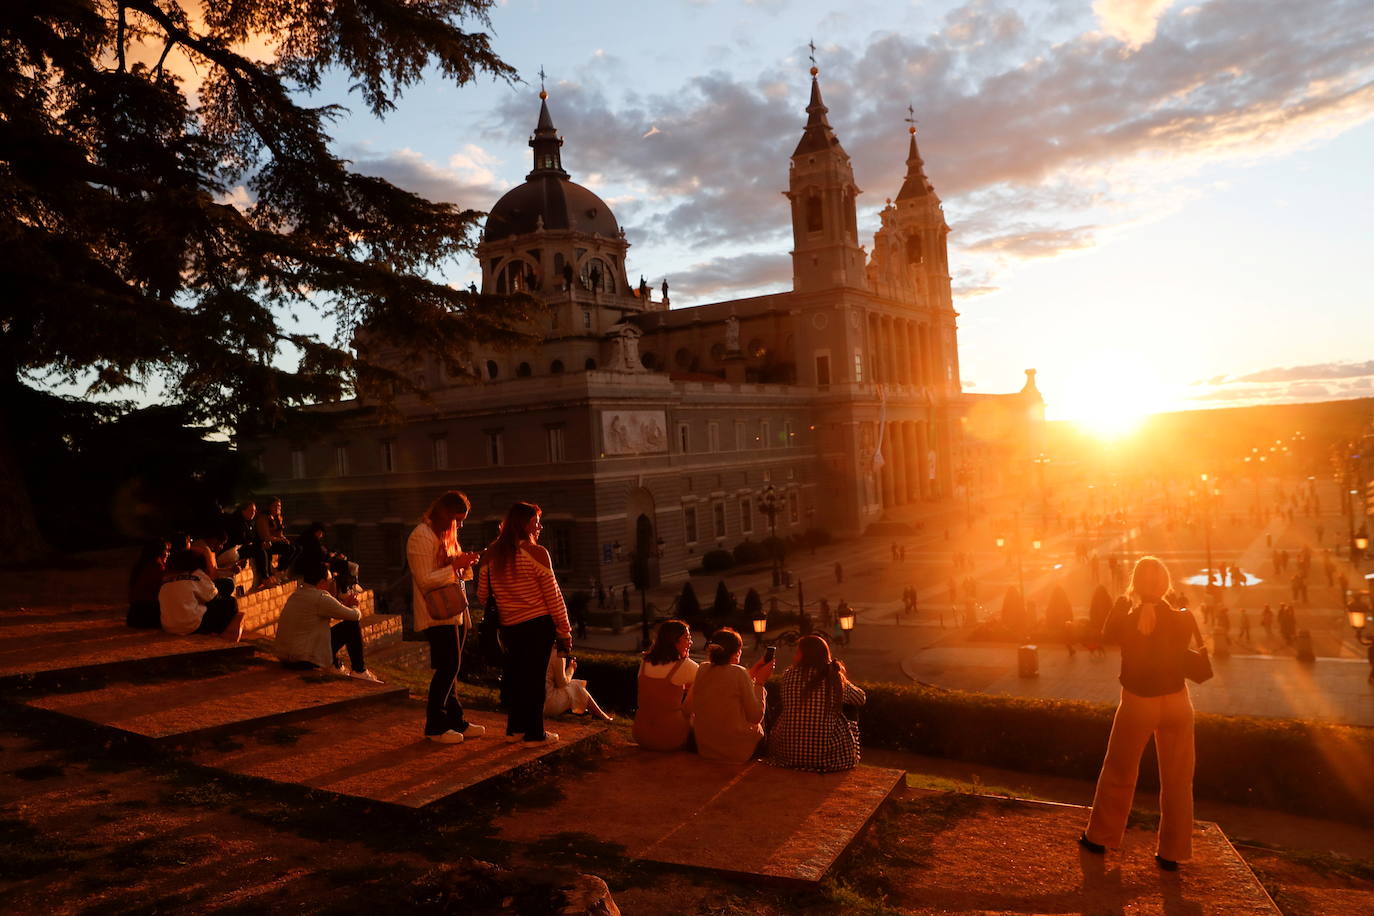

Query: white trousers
[1085,687,1195,862]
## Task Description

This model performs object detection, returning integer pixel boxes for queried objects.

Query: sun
[1051,353,1167,441]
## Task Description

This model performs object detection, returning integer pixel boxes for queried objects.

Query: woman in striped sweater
[478,502,572,746]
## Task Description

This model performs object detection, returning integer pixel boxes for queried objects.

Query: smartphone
[763,646,777,664]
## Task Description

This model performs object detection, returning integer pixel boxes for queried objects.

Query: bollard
[1295,629,1315,663]
[1017,644,1039,678]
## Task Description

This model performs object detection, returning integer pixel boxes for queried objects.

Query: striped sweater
[477,546,571,639]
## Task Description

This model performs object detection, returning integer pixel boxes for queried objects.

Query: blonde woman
[1081,556,1203,870]
[408,490,482,744]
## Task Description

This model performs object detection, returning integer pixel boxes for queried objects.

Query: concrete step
[187,705,607,809]
[493,745,904,885]
[23,657,406,746]
[0,608,254,688]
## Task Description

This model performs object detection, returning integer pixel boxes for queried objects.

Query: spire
[792,51,846,158]
[896,109,934,200]
[528,76,568,180]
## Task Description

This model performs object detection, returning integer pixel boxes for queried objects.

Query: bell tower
[785,62,866,293]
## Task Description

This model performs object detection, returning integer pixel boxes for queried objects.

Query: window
[707,422,721,452]
[379,440,395,473]
[550,527,573,569]
[805,194,823,232]
[583,310,592,329]
[853,350,864,383]
[335,445,349,476]
[759,420,770,448]
[678,422,690,454]
[432,437,448,470]
[585,357,598,371]
[739,497,753,534]
[550,359,565,374]
[815,353,831,387]
[546,426,565,463]
[734,420,746,451]
[684,506,698,544]
[783,420,795,446]
[485,431,504,466]
[516,362,532,377]
[290,449,305,480]
[788,490,800,524]
[712,502,726,538]
[486,359,499,380]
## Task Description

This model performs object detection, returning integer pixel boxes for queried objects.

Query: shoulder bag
[479,564,505,665]
[1182,615,1213,683]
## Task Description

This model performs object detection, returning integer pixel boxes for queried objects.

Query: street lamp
[837,605,856,645]
[1347,605,1372,646]
[752,606,768,648]
[758,484,784,587]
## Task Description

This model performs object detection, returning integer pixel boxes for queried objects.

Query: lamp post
[837,604,856,645]
[752,606,769,649]
[1348,600,1373,647]
[758,483,783,587]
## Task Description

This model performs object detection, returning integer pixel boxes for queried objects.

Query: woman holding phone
[632,619,698,751]
[408,490,483,744]
[767,635,866,772]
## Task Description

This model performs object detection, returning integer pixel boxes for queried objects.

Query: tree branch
[116,3,127,72]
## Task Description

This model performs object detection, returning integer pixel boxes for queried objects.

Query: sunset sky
[308,0,1374,423]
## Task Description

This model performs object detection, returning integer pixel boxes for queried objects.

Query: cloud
[671,252,792,298]
[1093,0,1179,49]
[1227,360,1374,384]
[1185,361,1374,408]
[345,145,504,208]
[478,0,1374,301]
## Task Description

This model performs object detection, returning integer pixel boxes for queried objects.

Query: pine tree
[0,0,537,561]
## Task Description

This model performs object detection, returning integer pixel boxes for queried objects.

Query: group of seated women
[127,534,245,642]
[632,620,867,773]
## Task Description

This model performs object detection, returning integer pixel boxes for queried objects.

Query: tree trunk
[0,396,53,566]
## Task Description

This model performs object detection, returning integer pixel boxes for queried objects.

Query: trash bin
[1295,629,1315,663]
[1018,645,1039,678]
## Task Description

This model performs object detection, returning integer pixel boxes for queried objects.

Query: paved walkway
[900,644,1374,726]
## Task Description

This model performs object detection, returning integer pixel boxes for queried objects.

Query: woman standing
[632,619,698,751]
[767,635,866,773]
[686,628,772,763]
[408,491,483,744]
[478,502,572,747]
[1081,555,1202,870]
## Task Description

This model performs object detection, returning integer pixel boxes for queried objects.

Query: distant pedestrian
[1238,609,1250,642]
[900,544,907,561]
[622,585,630,613]
[891,542,899,562]
[1261,604,1273,636]
[834,561,844,584]
[597,580,606,608]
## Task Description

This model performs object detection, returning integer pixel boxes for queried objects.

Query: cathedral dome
[483,175,619,242]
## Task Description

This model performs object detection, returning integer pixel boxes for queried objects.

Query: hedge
[571,652,1374,825]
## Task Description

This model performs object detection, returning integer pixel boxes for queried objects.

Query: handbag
[478,565,505,666]
[1183,646,1213,684]
[423,581,467,621]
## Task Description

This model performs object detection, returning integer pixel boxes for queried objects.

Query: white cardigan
[407,523,470,631]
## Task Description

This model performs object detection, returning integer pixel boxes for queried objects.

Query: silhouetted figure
[834,561,844,584]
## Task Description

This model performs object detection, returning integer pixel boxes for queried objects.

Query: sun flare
[1052,353,1168,441]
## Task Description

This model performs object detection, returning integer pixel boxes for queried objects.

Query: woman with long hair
[632,619,697,751]
[1081,555,1203,870]
[127,538,171,628]
[408,490,483,744]
[477,502,572,747]
[767,634,866,772]
[685,628,773,763]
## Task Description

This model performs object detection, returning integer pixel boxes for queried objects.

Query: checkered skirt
[766,667,866,773]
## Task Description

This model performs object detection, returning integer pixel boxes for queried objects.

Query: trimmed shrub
[743,588,763,619]
[570,655,1374,824]
[1000,586,1025,630]
[1046,586,1072,629]
[702,549,733,572]
[1089,585,1113,633]
[712,580,735,618]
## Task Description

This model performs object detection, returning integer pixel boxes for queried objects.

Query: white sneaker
[427,730,464,744]
[349,669,383,684]
[521,732,560,748]
[462,724,486,738]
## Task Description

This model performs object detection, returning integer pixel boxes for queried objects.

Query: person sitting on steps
[273,557,380,682]
[127,537,170,628]
[255,497,297,587]
[159,548,245,641]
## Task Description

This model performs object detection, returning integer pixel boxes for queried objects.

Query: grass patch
[1238,842,1374,883]
[0,815,78,880]
[903,770,1050,801]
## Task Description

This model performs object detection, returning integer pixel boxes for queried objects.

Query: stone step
[187,705,606,809]
[864,788,1279,914]
[23,657,406,746]
[0,608,254,688]
[493,745,904,885]
[360,612,402,649]
[241,584,377,639]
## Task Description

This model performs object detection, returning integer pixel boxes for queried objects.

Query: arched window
[906,235,923,264]
[674,347,694,369]
[550,359,565,374]
[585,357,598,371]
[805,194,823,233]
[496,259,537,294]
[641,351,659,370]
[579,257,615,293]
[747,338,767,359]
[486,359,499,380]
[516,362,532,377]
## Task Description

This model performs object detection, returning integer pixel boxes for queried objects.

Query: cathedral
[249,68,1036,591]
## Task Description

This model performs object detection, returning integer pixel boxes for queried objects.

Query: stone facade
[248,73,1035,592]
